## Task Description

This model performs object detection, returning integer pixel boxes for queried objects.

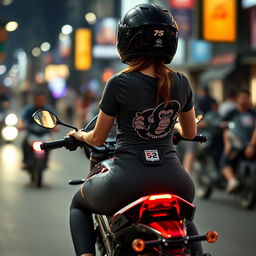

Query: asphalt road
[0,128,255,256]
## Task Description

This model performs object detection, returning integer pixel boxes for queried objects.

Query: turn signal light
[132,239,145,252]
[206,231,218,243]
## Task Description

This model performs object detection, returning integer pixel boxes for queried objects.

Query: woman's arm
[174,107,197,139]
[68,110,115,146]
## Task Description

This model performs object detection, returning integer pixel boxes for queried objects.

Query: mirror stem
[57,120,78,131]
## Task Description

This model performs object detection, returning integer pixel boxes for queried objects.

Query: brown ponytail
[121,57,174,106]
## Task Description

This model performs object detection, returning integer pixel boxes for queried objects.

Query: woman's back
[99,71,193,151]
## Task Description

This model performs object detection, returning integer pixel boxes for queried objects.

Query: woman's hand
[67,130,87,142]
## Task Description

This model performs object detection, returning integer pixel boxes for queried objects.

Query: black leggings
[70,153,203,255]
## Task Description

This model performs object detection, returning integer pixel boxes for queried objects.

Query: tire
[238,162,256,209]
[34,160,44,188]
[29,168,35,184]
[196,177,213,199]
[194,160,213,199]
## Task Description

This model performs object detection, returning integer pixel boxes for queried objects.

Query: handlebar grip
[40,136,82,151]
[191,134,207,143]
[40,139,66,151]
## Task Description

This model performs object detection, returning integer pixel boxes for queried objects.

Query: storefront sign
[211,53,236,66]
[190,39,212,63]
[172,9,193,39]
[203,0,237,42]
[169,0,195,9]
[242,0,256,9]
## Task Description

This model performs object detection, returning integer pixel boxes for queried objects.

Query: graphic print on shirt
[132,100,181,139]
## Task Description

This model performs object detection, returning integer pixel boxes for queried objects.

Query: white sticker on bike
[144,150,160,162]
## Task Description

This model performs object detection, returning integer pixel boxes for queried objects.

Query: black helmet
[117,3,179,64]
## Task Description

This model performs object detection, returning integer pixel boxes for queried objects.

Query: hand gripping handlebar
[40,136,81,151]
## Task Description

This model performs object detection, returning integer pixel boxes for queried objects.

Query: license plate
[144,150,160,162]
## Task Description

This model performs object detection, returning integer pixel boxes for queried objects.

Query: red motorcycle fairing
[87,158,113,178]
[110,193,196,237]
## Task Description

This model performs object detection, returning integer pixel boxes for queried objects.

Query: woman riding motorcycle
[68,4,202,256]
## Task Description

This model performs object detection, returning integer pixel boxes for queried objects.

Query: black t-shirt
[99,71,193,152]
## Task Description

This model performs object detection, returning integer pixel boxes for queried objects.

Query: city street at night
[0,129,255,256]
[1,0,256,256]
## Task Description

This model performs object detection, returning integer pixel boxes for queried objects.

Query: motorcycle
[32,109,218,256]
[194,111,256,209]
[22,123,51,187]
[0,112,19,143]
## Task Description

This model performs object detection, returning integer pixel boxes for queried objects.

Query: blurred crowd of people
[179,86,256,193]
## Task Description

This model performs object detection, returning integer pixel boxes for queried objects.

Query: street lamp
[31,47,41,57]
[61,24,73,35]
[1,0,14,6]
[5,21,18,32]
[40,42,51,52]
[85,12,97,25]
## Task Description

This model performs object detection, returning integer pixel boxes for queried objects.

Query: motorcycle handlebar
[183,134,207,143]
[40,136,81,151]
[40,133,207,151]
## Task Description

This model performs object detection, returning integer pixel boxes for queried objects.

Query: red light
[32,141,44,152]
[149,220,186,238]
[149,194,172,200]
[139,194,181,220]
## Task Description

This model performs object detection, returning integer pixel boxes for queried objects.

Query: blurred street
[0,128,255,256]
[0,0,256,256]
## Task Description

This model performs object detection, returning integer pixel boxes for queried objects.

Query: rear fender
[110,194,195,233]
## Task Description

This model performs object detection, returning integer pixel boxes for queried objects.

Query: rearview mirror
[33,110,58,129]
[32,109,78,131]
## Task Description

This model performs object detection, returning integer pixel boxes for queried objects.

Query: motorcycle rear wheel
[238,163,256,209]
[194,161,213,199]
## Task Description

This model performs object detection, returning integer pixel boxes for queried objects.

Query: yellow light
[5,113,18,126]
[32,47,41,57]
[203,0,237,42]
[5,21,18,32]
[44,64,69,82]
[41,42,51,52]
[85,12,97,25]
[74,28,92,70]
[251,78,256,106]
[1,126,18,141]
[61,24,73,35]
[206,231,218,243]
[2,0,14,6]
[132,239,145,252]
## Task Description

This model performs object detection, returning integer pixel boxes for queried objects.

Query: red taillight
[149,194,173,200]
[148,220,186,238]
[32,141,44,152]
[139,194,181,220]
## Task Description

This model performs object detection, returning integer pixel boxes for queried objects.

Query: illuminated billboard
[202,0,237,42]
[74,28,92,70]
[92,17,119,59]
